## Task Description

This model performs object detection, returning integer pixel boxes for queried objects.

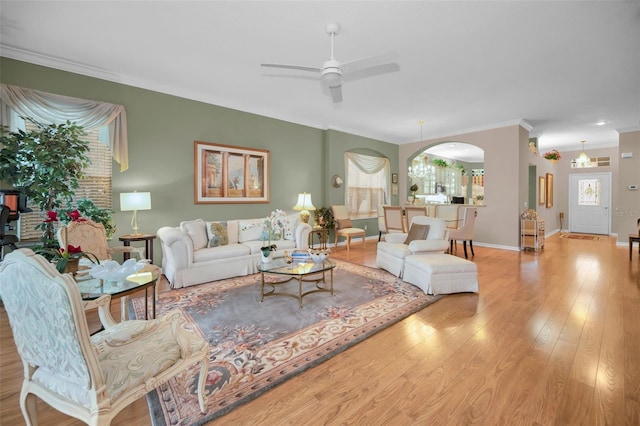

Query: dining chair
[449,207,478,259]
[383,205,405,233]
[331,205,366,251]
[377,204,388,241]
[0,248,210,426]
[405,206,428,230]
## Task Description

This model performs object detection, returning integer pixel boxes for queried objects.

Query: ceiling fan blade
[329,85,343,103]
[341,51,397,74]
[261,63,322,73]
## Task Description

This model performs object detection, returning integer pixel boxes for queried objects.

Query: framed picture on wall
[392,184,399,195]
[194,141,270,204]
[538,176,545,205]
[391,173,398,184]
[545,173,553,208]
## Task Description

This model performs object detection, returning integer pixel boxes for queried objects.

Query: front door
[568,172,611,235]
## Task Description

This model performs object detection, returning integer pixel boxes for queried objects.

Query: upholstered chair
[58,219,148,320]
[57,219,145,263]
[376,216,450,277]
[449,207,478,259]
[330,205,366,251]
[0,249,210,426]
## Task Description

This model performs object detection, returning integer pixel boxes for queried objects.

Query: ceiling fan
[261,23,396,103]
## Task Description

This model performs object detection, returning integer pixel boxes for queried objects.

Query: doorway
[568,172,611,235]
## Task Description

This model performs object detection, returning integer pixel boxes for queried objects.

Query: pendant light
[575,140,591,168]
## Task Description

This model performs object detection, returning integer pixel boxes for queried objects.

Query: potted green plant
[59,198,116,239]
[0,118,92,249]
[432,158,449,168]
[316,207,335,230]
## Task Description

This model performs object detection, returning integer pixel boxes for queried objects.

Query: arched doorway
[407,142,484,205]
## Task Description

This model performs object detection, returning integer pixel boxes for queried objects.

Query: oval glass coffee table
[257,257,335,308]
[75,265,159,320]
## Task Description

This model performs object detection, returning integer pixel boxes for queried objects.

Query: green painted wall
[0,58,398,261]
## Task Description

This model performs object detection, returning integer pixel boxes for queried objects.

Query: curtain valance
[0,84,129,171]
[345,152,389,174]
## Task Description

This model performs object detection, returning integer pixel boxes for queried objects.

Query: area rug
[129,259,441,425]
[560,233,602,241]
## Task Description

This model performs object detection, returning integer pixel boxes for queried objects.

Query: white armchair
[0,249,210,426]
[376,216,450,277]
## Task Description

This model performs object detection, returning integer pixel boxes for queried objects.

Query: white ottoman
[403,254,478,295]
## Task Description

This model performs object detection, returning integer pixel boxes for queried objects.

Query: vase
[548,159,558,164]
[64,258,79,275]
[261,251,272,263]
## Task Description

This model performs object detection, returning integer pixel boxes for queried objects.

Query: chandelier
[408,120,428,181]
[575,140,591,168]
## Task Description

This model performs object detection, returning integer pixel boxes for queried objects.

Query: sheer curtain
[0,84,129,171]
[345,152,390,217]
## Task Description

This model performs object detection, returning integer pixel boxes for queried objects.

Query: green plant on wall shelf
[432,158,449,168]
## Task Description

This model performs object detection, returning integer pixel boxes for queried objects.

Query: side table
[309,228,329,250]
[629,233,640,261]
[119,233,157,263]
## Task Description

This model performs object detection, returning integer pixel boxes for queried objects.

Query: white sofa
[157,214,311,288]
[376,216,450,278]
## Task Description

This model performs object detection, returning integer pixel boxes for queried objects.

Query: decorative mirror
[332,175,343,188]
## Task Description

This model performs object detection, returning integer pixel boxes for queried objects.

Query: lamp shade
[120,192,151,211]
[292,193,315,211]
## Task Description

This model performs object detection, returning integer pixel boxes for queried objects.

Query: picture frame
[391,173,398,184]
[194,141,270,204]
[545,172,553,208]
[392,184,399,196]
[538,176,545,205]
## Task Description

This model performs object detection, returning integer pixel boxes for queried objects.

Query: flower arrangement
[543,149,561,161]
[39,244,100,274]
[35,209,99,273]
[261,209,290,255]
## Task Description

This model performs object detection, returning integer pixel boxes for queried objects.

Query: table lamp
[120,191,151,235]
[292,192,315,224]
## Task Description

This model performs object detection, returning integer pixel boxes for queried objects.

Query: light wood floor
[2,234,640,425]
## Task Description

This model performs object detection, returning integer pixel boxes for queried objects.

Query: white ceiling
[1,1,639,163]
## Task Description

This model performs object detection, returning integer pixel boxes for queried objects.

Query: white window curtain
[0,84,129,171]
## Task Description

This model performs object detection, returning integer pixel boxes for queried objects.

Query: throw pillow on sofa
[404,224,430,244]
[283,213,299,241]
[208,221,229,247]
[238,220,263,242]
[180,219,208,250]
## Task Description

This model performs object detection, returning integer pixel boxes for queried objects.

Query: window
[18,125,112,241]
[578,178,600,206]
[345,152,390,219]
[472,168,485,200]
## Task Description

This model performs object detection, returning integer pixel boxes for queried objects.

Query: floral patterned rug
[130,259,441,425]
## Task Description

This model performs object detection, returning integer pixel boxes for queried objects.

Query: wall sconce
[120,191,151,235]
[292,192,316,224]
